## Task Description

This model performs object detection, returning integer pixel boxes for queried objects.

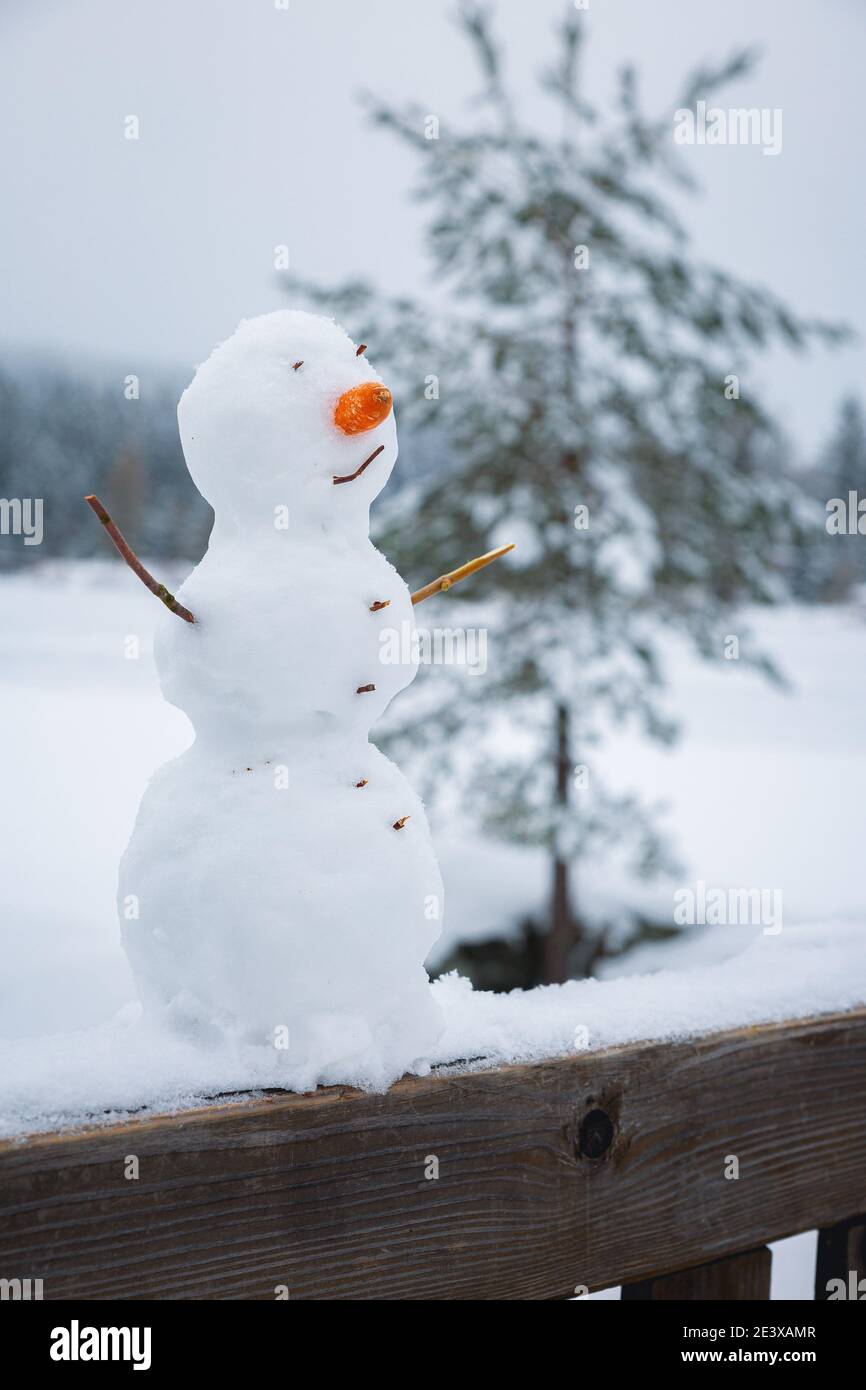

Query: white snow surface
[0,920,862,1139]
[2,541,866,1135]
[2,563,865,1034]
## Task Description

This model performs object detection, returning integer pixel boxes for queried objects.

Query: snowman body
[119,311,443,1089]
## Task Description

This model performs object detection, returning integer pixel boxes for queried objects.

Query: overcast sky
[1,0,864,453]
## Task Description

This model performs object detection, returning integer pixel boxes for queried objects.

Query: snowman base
[120,743,445,1093]
[152,981,439,1093]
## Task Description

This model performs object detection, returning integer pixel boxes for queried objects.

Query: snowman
[86,310,511,1092]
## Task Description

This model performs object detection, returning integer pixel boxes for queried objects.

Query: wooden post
[622,1246,772,1300]
[815,1216,866,1300]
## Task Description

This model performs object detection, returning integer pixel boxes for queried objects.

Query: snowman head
[178,310,398,535]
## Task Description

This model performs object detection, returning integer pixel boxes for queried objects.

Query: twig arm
[84,495,195,624]
[410,542,515,606]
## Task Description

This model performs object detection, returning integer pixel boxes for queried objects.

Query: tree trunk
[543,702,575,983]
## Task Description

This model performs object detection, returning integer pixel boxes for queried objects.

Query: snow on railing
[1,1005,864,1300]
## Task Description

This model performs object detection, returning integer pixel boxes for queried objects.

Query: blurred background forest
[2,0,866,1013]
[3,356,864,594]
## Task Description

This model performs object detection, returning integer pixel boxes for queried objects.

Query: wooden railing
[1,1010,864,1300]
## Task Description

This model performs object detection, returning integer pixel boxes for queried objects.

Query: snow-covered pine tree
[290,3,844,981]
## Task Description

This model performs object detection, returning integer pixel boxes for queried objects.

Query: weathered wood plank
[815,1216,866,1300]
[622,1246,771,1300]
[1,1011,864,1301]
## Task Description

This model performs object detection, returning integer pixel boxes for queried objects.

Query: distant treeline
[0,358,446,573]
[0,361,207,570]
[1,358,865,602]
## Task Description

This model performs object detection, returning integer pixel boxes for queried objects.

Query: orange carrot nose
[334,381,392,434]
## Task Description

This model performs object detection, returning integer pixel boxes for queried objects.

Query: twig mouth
[333,443,385,486]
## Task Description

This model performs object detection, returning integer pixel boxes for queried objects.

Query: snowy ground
[1,560,865,1031]
[1,562,863,1298]
[2,561,865,1036]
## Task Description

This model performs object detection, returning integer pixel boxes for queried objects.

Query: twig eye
[356,344,367,356]
[292,360,304,370]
